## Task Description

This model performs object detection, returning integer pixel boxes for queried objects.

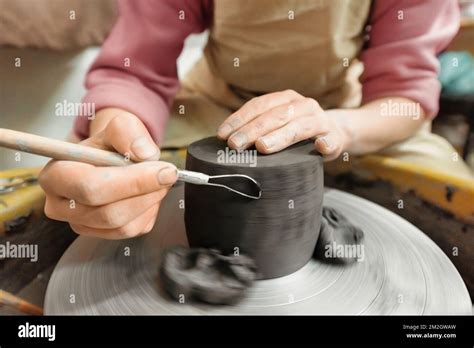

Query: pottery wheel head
[44,185,471,315]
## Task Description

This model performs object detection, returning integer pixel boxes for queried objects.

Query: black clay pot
[184,137,323,279]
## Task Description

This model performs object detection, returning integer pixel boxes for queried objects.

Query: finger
[85,113,160,162]
[44,189,168,229]
[314,134,343,161]
[256,111,328,154]
[70,204,159,240]
[217,89,302,139]
[39,160,177,206]
[227,98,316,150]
[143,212,158,233]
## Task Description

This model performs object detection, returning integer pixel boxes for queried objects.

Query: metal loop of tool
[206,174,262,200]
[177,170,262,200]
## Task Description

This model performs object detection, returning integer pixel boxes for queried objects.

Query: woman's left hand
[217,90,348,160]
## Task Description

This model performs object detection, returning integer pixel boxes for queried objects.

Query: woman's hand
[39,109,177,239]
[217,90,349,160]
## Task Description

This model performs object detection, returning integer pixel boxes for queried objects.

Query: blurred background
[0,0,473,170]
[0,0,208,169]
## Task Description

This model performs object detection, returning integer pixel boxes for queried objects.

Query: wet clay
[313,207,365,264]
[159,246,257,305]
[160,207,365,305]
[184,137,324,279]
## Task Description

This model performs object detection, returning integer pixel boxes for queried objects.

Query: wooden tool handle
[0,289,43,315]
[0,128,130,167]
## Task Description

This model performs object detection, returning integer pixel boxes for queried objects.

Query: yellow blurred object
[328,155,474,224]
[0,167,45,235]
[160,148,188,169]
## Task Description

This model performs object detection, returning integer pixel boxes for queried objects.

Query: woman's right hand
[38,108,177,239]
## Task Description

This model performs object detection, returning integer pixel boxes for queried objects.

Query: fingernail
[158,166,177,185]
[131,136,159,159]
[319,136,332,150]
[230,132,247,149]
[217,124,233,138]
[259,137,274,150]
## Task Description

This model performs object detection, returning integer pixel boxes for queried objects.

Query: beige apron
[161,0,473,179]
[163,0,371,148]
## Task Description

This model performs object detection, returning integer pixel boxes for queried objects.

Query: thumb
[314,133,341,161]
[102,113,160,162]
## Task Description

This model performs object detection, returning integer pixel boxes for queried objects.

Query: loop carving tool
[0,128,262,200]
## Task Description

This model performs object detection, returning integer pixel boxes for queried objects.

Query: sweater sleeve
[361,0,460,118]
[74,0,211,144]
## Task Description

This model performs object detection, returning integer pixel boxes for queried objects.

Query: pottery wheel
[44,185,471,315]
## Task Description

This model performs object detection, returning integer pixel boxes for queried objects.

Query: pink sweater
[74,0,460,143]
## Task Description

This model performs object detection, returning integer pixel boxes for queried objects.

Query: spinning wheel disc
[44,186,471,315]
